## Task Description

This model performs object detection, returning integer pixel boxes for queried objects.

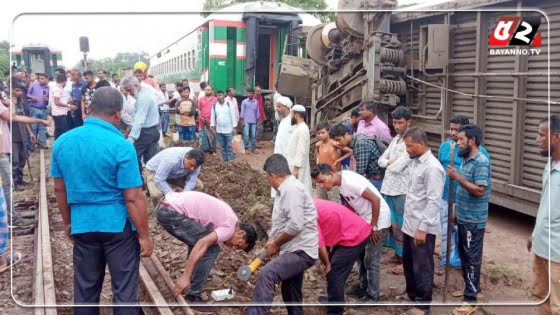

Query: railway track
[30,148,193,315]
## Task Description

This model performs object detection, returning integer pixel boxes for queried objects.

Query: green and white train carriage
[149,2,320,95]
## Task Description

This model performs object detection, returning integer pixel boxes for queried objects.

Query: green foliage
[73,51,150,75]
[201,0,333,22]
[0,41,9,76]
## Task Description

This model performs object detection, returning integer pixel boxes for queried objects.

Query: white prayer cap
[292,104,306,113]
[273,92,282,105]
[277,96,293,109]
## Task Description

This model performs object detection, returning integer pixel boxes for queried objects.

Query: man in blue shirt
[447,124,491,315]
[240,87,260,154]
[143,147,205,202]
[51,87,153,314]
[529,115,560,315]
[120,76,161,173]
[26,73,49,149]
[68,69,86,129]
[437,115,490,273]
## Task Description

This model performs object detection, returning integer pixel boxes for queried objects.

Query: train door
[226,27,237,89]
[255,27,278,90]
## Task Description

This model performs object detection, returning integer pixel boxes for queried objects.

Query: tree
[202,0,334,23]
[73,51,150,76]
[0,41,9,77]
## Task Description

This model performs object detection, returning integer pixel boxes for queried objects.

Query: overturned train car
[277,0,560,216]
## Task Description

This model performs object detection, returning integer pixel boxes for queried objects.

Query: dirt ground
[0,132,543,315]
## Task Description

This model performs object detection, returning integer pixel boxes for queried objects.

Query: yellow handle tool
[237,249,268,281]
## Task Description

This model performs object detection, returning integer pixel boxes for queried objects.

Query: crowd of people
[0,61,557,315]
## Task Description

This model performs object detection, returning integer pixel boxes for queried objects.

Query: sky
[1,0,451,68]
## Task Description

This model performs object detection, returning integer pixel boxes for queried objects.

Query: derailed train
[277,0,560,216]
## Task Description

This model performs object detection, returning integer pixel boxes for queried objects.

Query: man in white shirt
[51,74,72,139]
[226,87,239,124]
[286,104,311,193]
[198,81,207,101]
[377,106,413,275]
[311,163,391,303]
[210,90,237,162]
[401,127,444,315]
[271,95,293,197]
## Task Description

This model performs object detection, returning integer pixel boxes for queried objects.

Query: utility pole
[79,36,89,71]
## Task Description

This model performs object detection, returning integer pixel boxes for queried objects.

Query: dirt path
[235,139,540,315]
[0,132,541,315]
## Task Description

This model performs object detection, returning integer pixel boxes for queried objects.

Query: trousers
[73,221,140,315]
[247,250,315,315]
[403,233,436,311]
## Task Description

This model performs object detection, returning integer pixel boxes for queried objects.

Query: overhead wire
[405,75,559,105]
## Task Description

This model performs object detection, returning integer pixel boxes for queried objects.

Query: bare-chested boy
[315,122,351,203]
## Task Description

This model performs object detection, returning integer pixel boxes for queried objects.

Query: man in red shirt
[255,86,266,145]
[314,198,371,315]
[198,85,218,154]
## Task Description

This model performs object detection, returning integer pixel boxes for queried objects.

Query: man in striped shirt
[329,123,385,191]
[447,124,491,315]
[143,147,205,202]
[121,76,161,172]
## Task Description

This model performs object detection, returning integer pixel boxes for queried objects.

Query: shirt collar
[276,176,295,195]
[418,149,432,163]
[84,117,122,136]
[551,160,560,172]
[464,149,483,163]
[361,116,378,127]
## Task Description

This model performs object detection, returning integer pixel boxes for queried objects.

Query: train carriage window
[191,49,195,69]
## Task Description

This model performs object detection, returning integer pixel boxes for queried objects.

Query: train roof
[10,44,61,55]
[150,1,321,59]
[205,1,321,26]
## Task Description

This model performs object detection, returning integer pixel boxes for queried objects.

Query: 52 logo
[489,16,542,46]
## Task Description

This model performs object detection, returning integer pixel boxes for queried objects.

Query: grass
[485,265,522,286]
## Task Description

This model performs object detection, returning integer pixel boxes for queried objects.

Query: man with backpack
[210,90,237,161]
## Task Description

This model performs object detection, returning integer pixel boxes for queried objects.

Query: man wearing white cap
[271,95,294,197]
[286,104,312,193]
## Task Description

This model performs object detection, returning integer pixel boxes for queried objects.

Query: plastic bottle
[210,288,235,301]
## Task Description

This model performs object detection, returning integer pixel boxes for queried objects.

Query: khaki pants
[143,169,204,200]
[314,185,341,203]
[532,253,560,315]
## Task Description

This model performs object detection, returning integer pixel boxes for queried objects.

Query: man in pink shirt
[314,198,371,314]
[356,99,392,141]
[198,85,218,153]
[156,191,256,307]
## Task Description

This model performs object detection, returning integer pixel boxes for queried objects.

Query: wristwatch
[372,225,378,232]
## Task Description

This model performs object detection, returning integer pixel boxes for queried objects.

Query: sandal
[452,303,478,315]
[0,252,22,274]
[395,294,412,301]
[390,264,404,275]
